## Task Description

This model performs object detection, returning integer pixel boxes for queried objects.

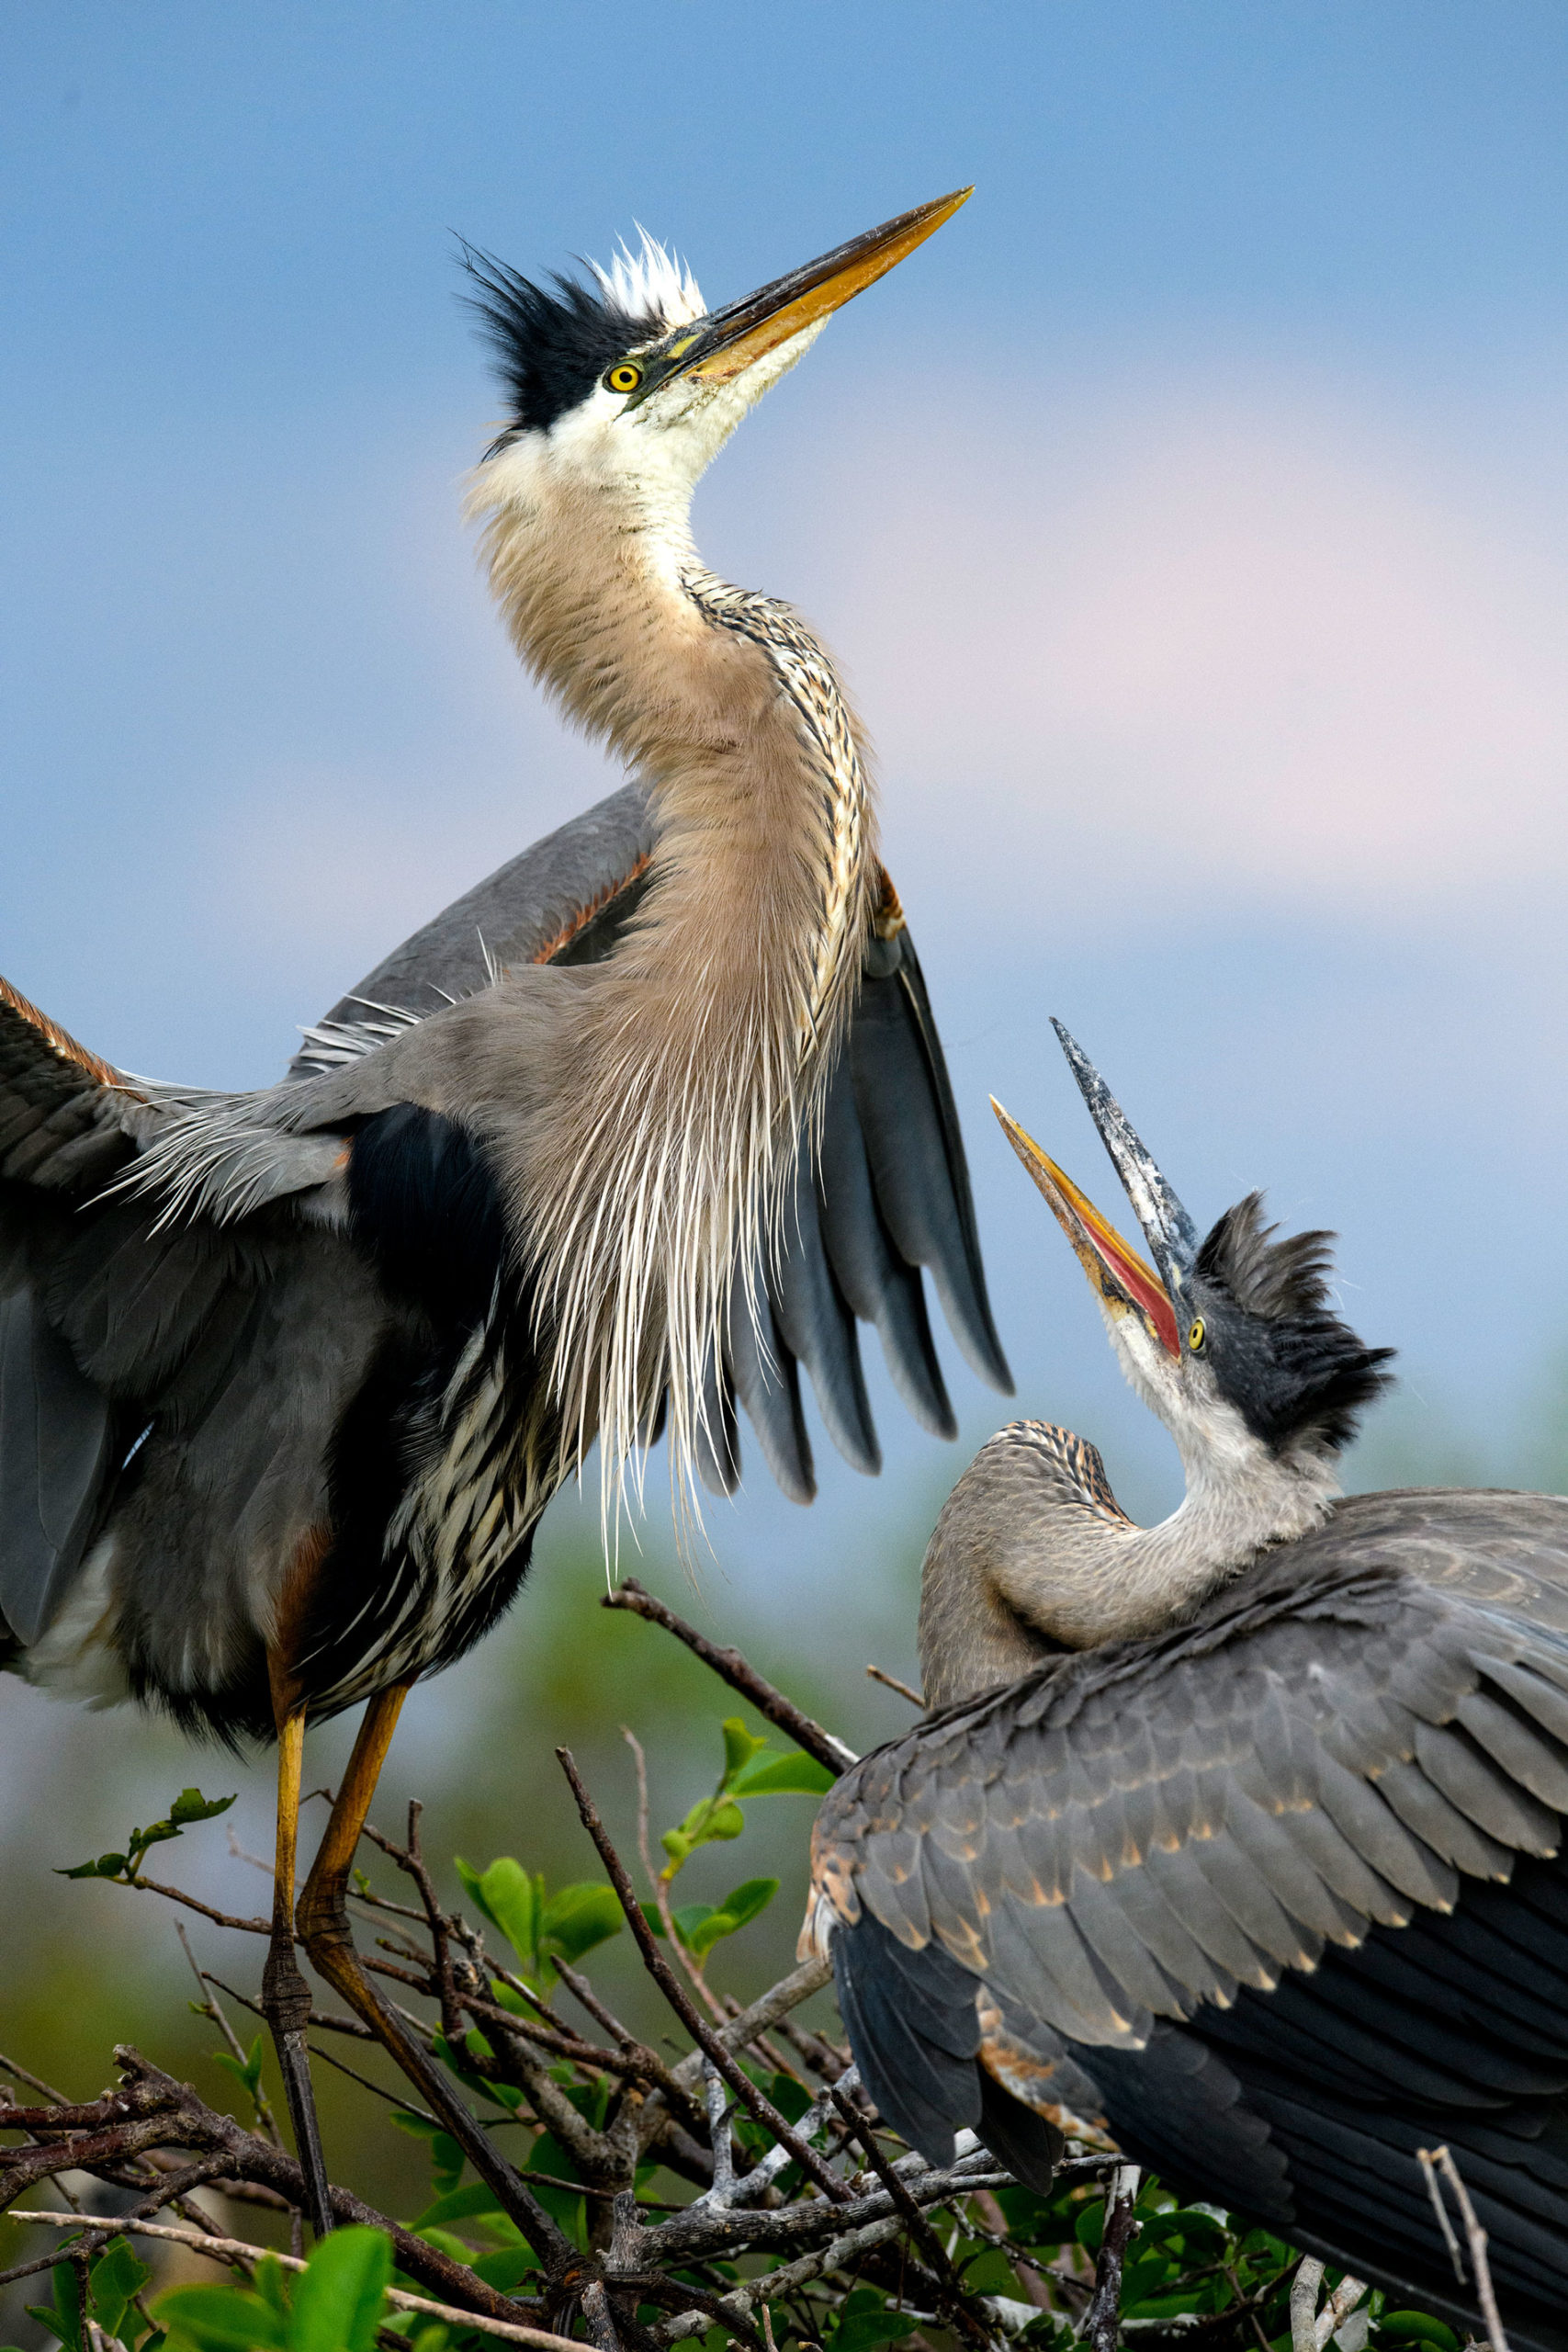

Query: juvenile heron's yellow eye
[1188,1318,1206,1352]
[605,362,643,394]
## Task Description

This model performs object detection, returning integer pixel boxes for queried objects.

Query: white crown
[591,228,705,331]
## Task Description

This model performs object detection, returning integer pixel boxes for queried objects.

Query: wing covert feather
[814,1557,1568,2057]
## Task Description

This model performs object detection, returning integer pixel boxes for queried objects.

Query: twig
[174,1923,281,2146]
[828,2084,995,2347]
[126,1876,269,1934]
[1314,2272,1369,2348]
[1418,2146,1509,2352]
[866,1664,924,1707]
[555,1747,851,2205]
[1290,2257,1324,2352]
[620,1725,728,2025]
[0,2054,66,2104]
[1416,2147,1466,2282]
[1083,2163,1141,2352]
[603,1581,856,1772]
[6,2211,581,2350]
[970,2189,1052,2313]
[668,1956,831,2095]
[305,2041,434,2122]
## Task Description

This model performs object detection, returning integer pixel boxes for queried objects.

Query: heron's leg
[297,1685,556,2229]
[261,1697,335,2238]
[294,1681,409,2008]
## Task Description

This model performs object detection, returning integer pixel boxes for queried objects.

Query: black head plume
[461,244,655,437]
[1190,1193,1394,1454]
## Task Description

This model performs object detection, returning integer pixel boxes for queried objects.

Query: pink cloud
[811,370,1568,908]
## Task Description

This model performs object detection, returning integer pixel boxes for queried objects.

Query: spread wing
[812,1541,1568,2330]
[1305,1485,1568,1629]
[0,979,389,1686]
[293,785,1011,1504]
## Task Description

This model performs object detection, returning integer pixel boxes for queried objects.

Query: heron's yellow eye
[605,362,644,395]
[1188,1318,1205,1352]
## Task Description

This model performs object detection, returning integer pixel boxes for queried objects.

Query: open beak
[992,1098,1183,1358]
[1050,1023,1200,1306]
[626,187,971,403]
[992,1026,1202,1360]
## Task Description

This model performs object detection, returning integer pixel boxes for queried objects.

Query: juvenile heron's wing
[812,1534,1568,2335]
[293,786,1011,1503]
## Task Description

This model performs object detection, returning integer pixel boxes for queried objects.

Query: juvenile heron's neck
[470,455,877,1505]
[918,1419,1339,1708]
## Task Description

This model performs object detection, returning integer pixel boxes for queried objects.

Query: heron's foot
[297,1861,552,2236]
[261,1928,334,2237]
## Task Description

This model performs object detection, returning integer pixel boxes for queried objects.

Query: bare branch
[1291,2257,1325,2352]
[1083,2162,1141,2352]
[603,1580,855,1772]
[865,1664,924,1707]
[555,1746,852,2205]
[668,1955,831,2095]
[1418,2146,1510,2352]
[828,2082,997,2348]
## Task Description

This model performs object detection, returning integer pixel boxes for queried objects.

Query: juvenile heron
[0,190,1010,2230]
[808,1024,1568,2346]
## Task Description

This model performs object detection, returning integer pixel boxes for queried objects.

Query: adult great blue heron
[0,189,1010,2228]
[808,1025,1568,2347]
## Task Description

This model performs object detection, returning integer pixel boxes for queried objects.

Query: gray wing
[0,980,141,1640]
[0,978,383,1670]
[290,790,1012,1504]
[289,782,656,1067]
[818,1552,1568,2046]
[1309,1486,1568,1630]
[816,1550,1568,2326]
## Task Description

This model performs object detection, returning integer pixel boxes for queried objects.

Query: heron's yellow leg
[261,1691,334,2237]
[297,1684,547,2224]
[295,1681,409,1996]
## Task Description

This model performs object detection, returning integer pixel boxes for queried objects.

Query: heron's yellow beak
[992,1098,1182,1360]
[627,189,971,405]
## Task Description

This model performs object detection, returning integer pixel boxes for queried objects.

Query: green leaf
[720,1718,769,1785]
[456,1856,540,1967]
[471,2246,541,2290]
[169,1787,237,1826]
[288,2226,391,2352]
[541,1881,624,1964]
[253,2256,290,2318]
[410,2183,508,2234]
[28,2263,85,2352]
[213,2035,265,2109]
[90,2236,152,2337]
[671,1901,717,1951]
[728,1747,835,1796]
[155,2284,287,2350]
[1379,2319,1461,2351]
[716,1877,778,1930]
[827,2309,919,2352]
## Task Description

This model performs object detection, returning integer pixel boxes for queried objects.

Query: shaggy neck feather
[468,440,876,1512]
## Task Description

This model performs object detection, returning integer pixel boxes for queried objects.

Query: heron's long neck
[475,464,876,1503]
[919,1419,1339,1707]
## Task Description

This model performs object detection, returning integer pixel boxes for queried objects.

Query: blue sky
[5,0,1568,1633]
